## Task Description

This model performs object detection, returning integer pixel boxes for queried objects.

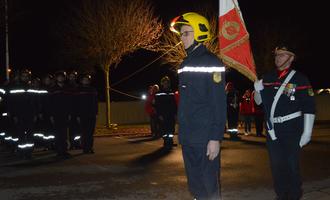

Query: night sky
[0,0,329,101]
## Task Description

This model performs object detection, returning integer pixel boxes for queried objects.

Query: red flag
[219,0,257,81]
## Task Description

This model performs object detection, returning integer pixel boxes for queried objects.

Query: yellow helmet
[170,12,211,42]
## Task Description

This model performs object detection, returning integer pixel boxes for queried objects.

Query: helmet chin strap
[185,40,200,55]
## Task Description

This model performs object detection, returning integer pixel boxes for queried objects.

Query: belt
[272,111,302,123]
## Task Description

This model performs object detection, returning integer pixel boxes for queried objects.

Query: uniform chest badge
[213,72,222,83]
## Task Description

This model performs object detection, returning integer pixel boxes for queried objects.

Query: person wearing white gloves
[254,46,316,200]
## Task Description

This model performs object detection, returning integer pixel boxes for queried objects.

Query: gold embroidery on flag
[221,21,240,40]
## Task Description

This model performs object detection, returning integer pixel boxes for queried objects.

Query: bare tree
[65,0,163,128]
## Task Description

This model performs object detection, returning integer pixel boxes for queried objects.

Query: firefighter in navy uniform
[2,70,21,151]
[225,82,240,140]
[8,69,38,159]
[30,77,45,149]
[254,47,316,200]
[67,70,81,150]
[0,81,9,146]
[39,74,56,150]
[171,12,226,200]
[154,76,177,149]
[50,71,71,158]
[76,73,98,154]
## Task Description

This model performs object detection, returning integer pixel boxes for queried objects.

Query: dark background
[0,0,328,101]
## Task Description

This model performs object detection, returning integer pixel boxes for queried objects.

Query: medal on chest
[284,83,296,100]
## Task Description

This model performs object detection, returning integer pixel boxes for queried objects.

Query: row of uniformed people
[0,69,98,159]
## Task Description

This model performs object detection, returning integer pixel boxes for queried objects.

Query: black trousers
[54,118,68,155]
[266,132,302,200]
[255,114,264,136]
[227,108,239,129]
[149,114,160,138]
[16,117,34,155]
[81,116,96,152]
[182,145,221,200]
[68,116,80,148]
[41,116,56,148]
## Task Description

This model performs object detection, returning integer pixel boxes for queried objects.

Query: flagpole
[5,0,10,81]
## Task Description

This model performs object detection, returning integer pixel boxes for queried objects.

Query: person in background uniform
[39,74,56,150]
[144,84,160,139]
[51,71,71,158]
[8,69,37,159]
[225,82,240,140]
[76,73,98,154]
[171,12,226,200]
[67,70,81,150]
[154,76,177,149]
[0,80,9,147]
[239,89,254,135]
[254,46,316,200]
[30,77,45,149]
[1,70,21,152]
[252,90,264,137]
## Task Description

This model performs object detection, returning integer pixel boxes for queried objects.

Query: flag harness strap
[268,70,296,139]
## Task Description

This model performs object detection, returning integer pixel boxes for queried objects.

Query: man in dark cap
[254,46,316,200]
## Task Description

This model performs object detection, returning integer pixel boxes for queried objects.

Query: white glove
[254,79,264,92]
[268,129,277,141]
[254,90,262,105]
[299,114,315,147]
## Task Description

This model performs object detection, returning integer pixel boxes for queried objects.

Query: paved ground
[0,124,330,200]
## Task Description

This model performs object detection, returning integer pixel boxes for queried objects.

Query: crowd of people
[146,79,266,145]
[144,76,178,149]
[0,10,316,200]
[226,82,265,140]
[147,11,316,200]
[0,69,98,159]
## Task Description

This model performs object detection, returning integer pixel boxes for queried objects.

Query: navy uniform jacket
[76,86,98,117]
[154,90,177,119]
[50,84,70,121]
[0,84,8,117]
[39,85,53,118]
[67,83,79,118]
[7,84,38,120]
[178,44,227,146]
[261,68,316,134]
[154,89,177,132]
[0,84,9,132]
[226,89,240,113]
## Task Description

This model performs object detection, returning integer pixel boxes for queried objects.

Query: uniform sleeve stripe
[178,66,225,74]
